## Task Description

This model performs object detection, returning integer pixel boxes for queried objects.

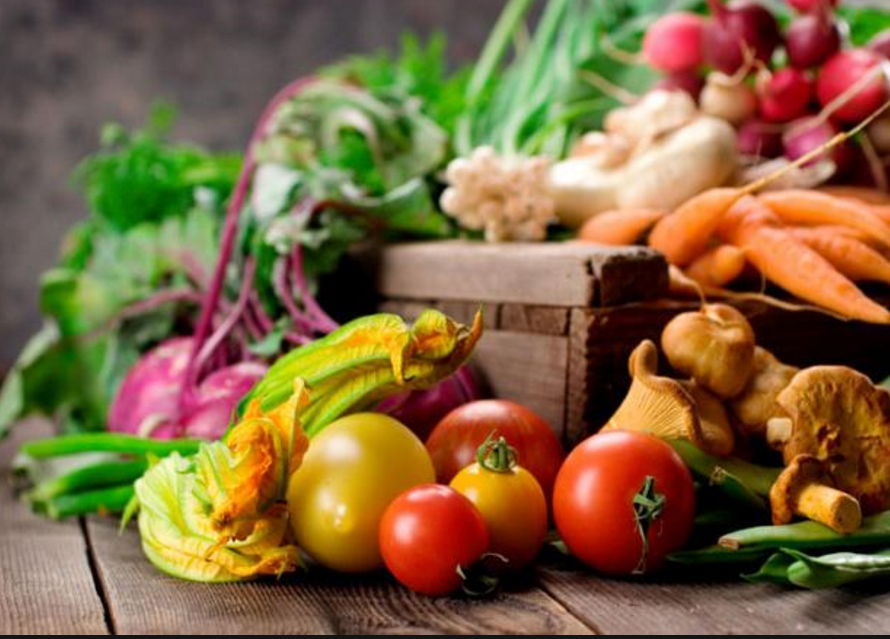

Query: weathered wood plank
[0,420,109,635]
[371,241,667,308]
[499,305,570,336]
[472,331,569,437]
[538,563,890,634]
[86,518,593,635]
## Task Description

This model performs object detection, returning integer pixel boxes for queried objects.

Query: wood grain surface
[0,420,108,635]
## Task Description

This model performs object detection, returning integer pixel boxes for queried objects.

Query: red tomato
[426,400,564,498]
[553,430,695,575]
[379,484,489,596]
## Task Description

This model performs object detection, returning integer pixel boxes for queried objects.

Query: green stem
[477,436,518,473]
[20,433,202,459]
[27,459,148,502]
[43,484,135,520]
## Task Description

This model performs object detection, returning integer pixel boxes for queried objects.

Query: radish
[786,0,838,12]
[737,119,783,157]
[869,30,890,61]
[643,12,706,73]
[704,0,782,74]
[816,49,889,124]
[783,116,852,171]
[786,13,841,69]
[652,71,705,100]
[108,338,266,440]
[699,72,758,125]
[758,68,814,123]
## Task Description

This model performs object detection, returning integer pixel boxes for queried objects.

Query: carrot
[758,190,890,251]
[787,227,890,286]
[648,188,742,266]
[685,245,747,288]
[577,208,667,245]
[817,186,890,206]
[870,205,890,227]
[720,197,890,324]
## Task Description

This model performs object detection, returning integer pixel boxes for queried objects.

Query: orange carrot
[720,197,890,324]
[870,205,890,227]
[648,188,743,266]
[817,185,890,206]
[685,245,747,288]
[577,208,667,245]
[758,190,890,251]
[787,227,890,286]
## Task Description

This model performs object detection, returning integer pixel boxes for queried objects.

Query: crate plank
[0,420,109,635]
[499,305,570,336]
[372,241,667,308]
[85,518,593,635]
[472,331,569,434]
[538,563,890,634]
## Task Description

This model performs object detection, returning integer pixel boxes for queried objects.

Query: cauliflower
[440,146,556,242]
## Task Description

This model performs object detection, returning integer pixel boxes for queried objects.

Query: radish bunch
[642,0,890,185]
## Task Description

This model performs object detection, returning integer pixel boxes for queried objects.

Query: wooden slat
[86,518,593,635]
[371,241,667,308]
[472,331,569,437]
[0,420,108,634]
[538,564,890,634]
[499,305,570,336]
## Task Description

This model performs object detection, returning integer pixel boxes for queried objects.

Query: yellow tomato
[287,413,434,573]
[450,443,548,570]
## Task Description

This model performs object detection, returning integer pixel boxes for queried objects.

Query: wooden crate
[363,241,890,446]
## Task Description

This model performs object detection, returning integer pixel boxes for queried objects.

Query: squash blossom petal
[134,383,310,582]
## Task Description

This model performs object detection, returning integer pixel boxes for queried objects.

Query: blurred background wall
[0,0,506,369]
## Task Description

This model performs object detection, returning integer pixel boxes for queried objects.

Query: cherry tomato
[553,430,695,575]
[426,400,564,499]
[379,484,489,596]
[450,438,548,570]
[287,413,434,573]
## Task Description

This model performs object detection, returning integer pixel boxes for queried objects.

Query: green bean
[668,545,772,566]
[20,433,201,459]
[43,484,135,520]
[785,548,890,589]
[743,552,797,585]
[720,510,890,551]
[26,459,147,502]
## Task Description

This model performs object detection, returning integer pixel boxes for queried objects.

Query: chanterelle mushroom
[661,304,755,399]
[602,340,734,456]
[769,454,861,534]
[771,366,890,515]
[729,346,799,439]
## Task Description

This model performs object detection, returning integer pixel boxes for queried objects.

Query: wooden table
[4,420,890,635]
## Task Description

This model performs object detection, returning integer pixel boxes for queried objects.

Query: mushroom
[729,346,799,439]
[602,340,735,456]
[679,380,736,458]
[770,366,890,515]
[769,454,862,534]
[661,304,756,399]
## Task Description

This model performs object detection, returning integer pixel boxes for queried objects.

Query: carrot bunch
[647,188,890,324]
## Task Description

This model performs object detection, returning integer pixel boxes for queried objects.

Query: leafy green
[72,103,240,233]
[839,7,890,46]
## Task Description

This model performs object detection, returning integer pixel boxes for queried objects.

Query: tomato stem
[632,475,666,574]
[476,436,518,473]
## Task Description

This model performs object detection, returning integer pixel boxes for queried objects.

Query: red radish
[786,13,841,69]
[783,116,852,171]
[786,0,837,11]
[652,71,705,100]
[179,362,268,439]
[817,49,889,123]
[869,30,890,60]
[704,0,782,74]
[867,112,890,154]
[758,68,814,122]
[643,12,706,73]
[737,119,783,157]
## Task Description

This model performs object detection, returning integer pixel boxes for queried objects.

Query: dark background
[0,0,507,368]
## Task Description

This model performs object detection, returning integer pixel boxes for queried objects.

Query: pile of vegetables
[8,0,890,600]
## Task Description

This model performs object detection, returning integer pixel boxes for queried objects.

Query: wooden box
[363,241,890,445]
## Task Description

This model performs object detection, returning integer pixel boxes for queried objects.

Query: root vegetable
[758,68,814,123]
[719,196,890,324]
[700,72,758,125]
[786,13,840,69]
[643,12,706,73]
[577,208,667,245]
[550,117,737,227]
[704,0,781,74]
[737,119,783,158]
[787,227,890,285]
[685,245,747,288]
[816,49,889,124]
